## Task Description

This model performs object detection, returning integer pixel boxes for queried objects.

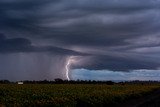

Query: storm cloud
[0,33,87,56]
[0,0,160,80]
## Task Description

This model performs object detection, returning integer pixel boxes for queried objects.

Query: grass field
[0,84,160,107]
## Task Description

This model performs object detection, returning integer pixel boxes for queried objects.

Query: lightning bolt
[65,56,75,81]
[66,58,71,81]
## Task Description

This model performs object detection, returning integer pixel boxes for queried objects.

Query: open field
[0,84,160,107]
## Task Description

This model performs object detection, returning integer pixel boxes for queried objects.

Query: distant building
[18,82,23,85]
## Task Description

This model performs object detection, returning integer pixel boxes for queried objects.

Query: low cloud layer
[0,0,160,80]
[0,33,87,56]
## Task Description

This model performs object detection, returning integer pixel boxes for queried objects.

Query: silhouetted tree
[0,80,10,84]
[54,78,63,83]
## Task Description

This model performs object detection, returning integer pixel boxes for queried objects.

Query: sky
[0,0,160,81]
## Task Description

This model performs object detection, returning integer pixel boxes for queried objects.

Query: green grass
[0,84,160,107]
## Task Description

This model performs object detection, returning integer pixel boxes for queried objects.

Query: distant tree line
[0,79,160,85]
[0,80,11,84]
[119,80,160,85]
[20,79,115,85]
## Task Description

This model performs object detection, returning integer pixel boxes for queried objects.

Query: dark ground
[119,88,160,107]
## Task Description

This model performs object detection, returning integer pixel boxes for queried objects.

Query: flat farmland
[0,84,160,107]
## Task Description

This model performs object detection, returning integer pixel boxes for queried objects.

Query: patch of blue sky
[71,69,160,81]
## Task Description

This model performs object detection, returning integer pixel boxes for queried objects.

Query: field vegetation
[0,82,160,107]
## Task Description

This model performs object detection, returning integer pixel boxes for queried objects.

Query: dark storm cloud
[0,33,32,52]
[0,34,87,56]
[36,0,160,47]
[72,55,160,71]
[0,0,160,75]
